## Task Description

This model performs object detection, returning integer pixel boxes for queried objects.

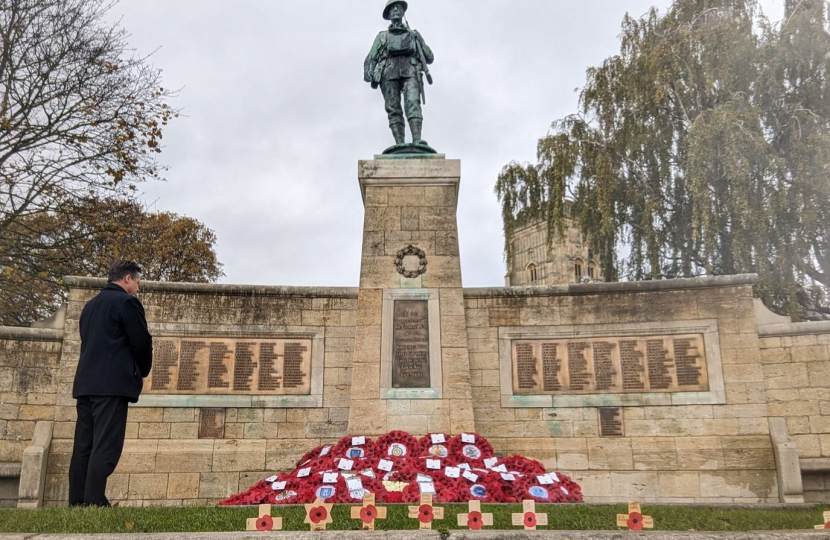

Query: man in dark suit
[68,260,153,507]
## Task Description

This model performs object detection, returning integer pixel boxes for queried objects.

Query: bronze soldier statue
[364,0,436,154]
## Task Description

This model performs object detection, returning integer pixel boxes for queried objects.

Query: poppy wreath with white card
[448,433,494,464]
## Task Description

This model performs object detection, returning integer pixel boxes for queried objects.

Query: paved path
[1,531,829,539]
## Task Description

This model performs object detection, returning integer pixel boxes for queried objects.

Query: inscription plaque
[391,300,430,388]
[146,337,312,395]
[199,408,226,439]
[598,407,624,437]
[511,334,708,395]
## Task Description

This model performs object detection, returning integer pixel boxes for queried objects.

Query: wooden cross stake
[814,510,830,530]
[408,494,445,530]
[616,501,654,531]
[350,493,387,530]
[457,499,493,530]
[304,497,334,532]
[512,499,549,530]
[246,504,283,532]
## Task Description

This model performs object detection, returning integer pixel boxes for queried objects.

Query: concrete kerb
[2,532,830,540]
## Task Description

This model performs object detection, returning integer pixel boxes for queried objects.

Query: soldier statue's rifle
[404,17,432,105]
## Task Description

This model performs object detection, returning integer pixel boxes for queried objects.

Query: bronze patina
[364,0,438,155]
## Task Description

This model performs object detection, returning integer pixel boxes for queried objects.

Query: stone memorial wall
[0,158,829,509]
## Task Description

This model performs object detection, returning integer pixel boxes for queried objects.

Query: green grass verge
[0,504,828,533]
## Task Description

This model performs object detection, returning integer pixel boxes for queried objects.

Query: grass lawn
[0,504,828,533]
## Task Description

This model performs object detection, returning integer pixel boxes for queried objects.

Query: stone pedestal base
[347,158,475,436]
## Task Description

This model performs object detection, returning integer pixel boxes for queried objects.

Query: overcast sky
[108,1,785,289]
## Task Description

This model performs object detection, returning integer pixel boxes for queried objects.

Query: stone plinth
[347,158,476,436]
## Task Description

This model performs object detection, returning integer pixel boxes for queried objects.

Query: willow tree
[496,0,830,319]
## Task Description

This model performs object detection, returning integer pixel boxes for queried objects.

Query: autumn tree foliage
[0,0,224,325]
[0,198,224,326]
[496,0,830,320]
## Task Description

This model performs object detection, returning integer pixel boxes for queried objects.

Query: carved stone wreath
[394,245,428,278]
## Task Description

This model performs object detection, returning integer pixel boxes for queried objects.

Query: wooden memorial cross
[815,510,830,529]
[408,494,444,530]
[512,499,549,530]
[616,502,653,531]
[246,504,283,532]
[304,497,334,531]
[351,493,387,530]
[457,499,493,530]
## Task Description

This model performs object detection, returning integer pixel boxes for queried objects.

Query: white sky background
[109,0,786,288]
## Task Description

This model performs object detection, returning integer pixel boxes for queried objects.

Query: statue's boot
[410,118,427,146]
[391,123,406,145]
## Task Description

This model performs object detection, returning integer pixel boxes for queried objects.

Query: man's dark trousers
[68,396,130,507]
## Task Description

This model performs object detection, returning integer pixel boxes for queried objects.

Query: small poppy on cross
[457,499,493,530]
[407,494,445,530]
[616,502,654,531]
[511,499,549,530]
[304,497,334,531]
[814,510,830,530]
[350,493,387,530]
[245,504,283,532]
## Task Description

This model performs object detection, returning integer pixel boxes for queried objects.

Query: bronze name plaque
[392,300,431,388]
[146,337,312,395]
[512,334,708,395]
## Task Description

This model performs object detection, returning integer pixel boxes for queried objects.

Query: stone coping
[1,531,827,540]
[0,327,63,341]
[758,320,830,337]
[464,274,758,298]
[62,277,359,298]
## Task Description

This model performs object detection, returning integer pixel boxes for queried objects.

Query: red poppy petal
[256,515,273,531]
[524,512,537,528]
[468,511,483,530]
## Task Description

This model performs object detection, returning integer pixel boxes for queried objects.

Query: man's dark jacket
[72,283,153,403]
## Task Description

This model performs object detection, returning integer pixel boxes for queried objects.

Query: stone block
[105,474,129,502]
[488,308,521,327]
[791,345,830,363]
[572,471,611,498]
[115,440,159,474]
[128,409,163,424]
[658,472,701,498]
[348,400,387,435]
[166,473,200,499]
[739,470,777,499]
[609,471,659,498]
[760,348,791,364]
[168,423,198,439]
[465,308,489,328]
[809,416,830,434]
[155,440,214,473]
[699,471,743,498]
[792,434,822,458]
[762,363,809,389]
[768,401,820,417]
[139,422,171,439]
[306,422,348,439]
[277,423,306,439]
[555,438,589,470]
[212,440,265,472]
[632,438,677,471]
[713,404,769,419]
[737,418,770,435]
[586,438,633,470]
[199,472,239,499]
[162,408,196,423]
[128,473,168,500]
[349,364,380,400]
[722,364,763,383]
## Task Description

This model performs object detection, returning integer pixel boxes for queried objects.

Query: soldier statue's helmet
[383,0,408,20]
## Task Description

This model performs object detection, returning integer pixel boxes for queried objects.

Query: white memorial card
[297,468,311,478]
[484,457,499,468]
[338,458,354,471]
[462,471,479,482]
[461,433,476,443]
[419,482,436,495]
[346,477,363,492]
[323,472,338,484]
[426,459,441,470]
[271,481,286,491]
[378,459,393,472]
[445,467,461,478]
[431,433,446,444]
[352,436,366,446]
